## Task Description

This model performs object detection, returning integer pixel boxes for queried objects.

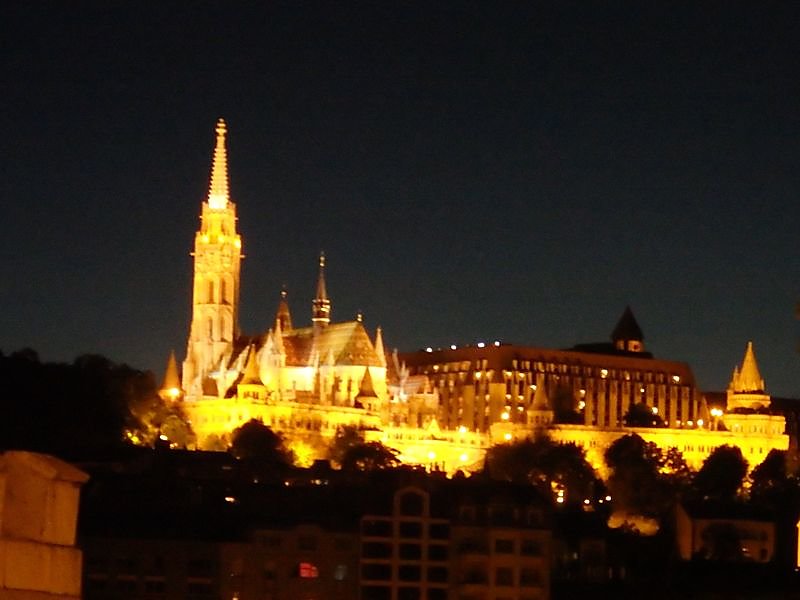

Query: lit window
[298,562,319,578]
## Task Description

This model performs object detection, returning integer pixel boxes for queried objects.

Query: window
[399,521,423,538]
[298,562,319,578]
[362,563,391,581]
[333,564,348,581]
[521,538,542,556]
[496,567,514,586]
[398,587,421,600]
[398,565,421,581]
[362,586,391,600]
[399,543,421,560]
[363,542,392,559]
[429,544,448,561]
[494,538,515,554]
[428,566,448,582]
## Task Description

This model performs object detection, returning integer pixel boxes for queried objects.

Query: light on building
[556,496,565,504]
[651,406,658,415]
[504,433,512,441]
[460,453,469,462]
[600,369,608,379]
[159,434,168,441]
[450,344,457,350]
[428,451,436,460]
[697,418,704,427]
[501,411,510,421]
[672,375,681,383]
[426,347,433,353]
[605,495,612,502]
[477,342,485,348]
[579,389,586,397]
[578,400,586,410]
[494,340,501,346]
[710,408,723,417]
[583,499,590,505]
[459,425,468,434]
[475,372,481,379]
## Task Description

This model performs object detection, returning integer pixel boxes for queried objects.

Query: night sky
[2,2,799,396]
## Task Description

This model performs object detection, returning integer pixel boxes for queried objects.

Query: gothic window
[208,279,215,303]
[207,317,213,338]
[220,278,227,304]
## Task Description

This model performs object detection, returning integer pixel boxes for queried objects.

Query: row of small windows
[361,563,449,582]
[426,362,683,386]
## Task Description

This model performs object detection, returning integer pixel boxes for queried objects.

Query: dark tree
[605,434,672,518]
[623,402,665,427]
[327,425,364,466]
[692,445,748,502]
[0,350,186,455]
[230,419,292,466]
[340,441,399,472]
[486,436,598,505]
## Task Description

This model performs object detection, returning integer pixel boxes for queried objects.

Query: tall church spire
[183,119,243,392]
[312,252,331,328]
[207,118,230,210]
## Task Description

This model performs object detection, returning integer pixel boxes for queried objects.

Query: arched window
[208,279,215,303]
[220,278,227,304]
[207,317,214,339]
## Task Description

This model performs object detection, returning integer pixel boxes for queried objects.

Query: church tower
[183,119,243,392]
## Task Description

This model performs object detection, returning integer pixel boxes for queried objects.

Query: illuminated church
[173,119,787,473]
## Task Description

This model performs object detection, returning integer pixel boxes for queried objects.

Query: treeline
[0,349,186,456]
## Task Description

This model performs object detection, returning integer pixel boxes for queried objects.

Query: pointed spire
[374,326,387,368]
[531,374,550,410]
[312,252,331,327]
[159,350,182,401]
[240,346,261,385]
[276,287,293,331]
[356,367,378,399]
[272,317,285,354]
[731,341,765,393]
[611,306,644,352]
[207,118,230,210]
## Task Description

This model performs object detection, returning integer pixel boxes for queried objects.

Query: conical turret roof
[611,306,644,343]
[355,366,378,399]
[160,350,181,393]
[276,288,292,331]
[730,341,765,393]
[240,346,262,385]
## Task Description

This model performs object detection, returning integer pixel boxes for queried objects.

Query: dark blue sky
[2,2,799,395]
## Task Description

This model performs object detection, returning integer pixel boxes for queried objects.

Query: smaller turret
[528,374,553,429]
[275,288,293,331]
[611,306,645,353]
[311,252,331,329]
[159,351,183,401]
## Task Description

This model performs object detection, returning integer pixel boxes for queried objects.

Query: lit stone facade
[180,121,389,457]
[174,120,787,475]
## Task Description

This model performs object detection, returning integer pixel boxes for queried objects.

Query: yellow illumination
[459,453,468,462]
[672,375,681,383]
[578,400,586,410]
[501,411,510,421]
[234,239,241,248]
[651,406,658,415]
[503,433,512,441]
[697,418,704,427]
[600,369,608,378]
[458,426,468,434]
[201,234,210,243]
[427,451,436,460]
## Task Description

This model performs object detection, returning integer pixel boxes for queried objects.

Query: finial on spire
[207,118,230,210]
